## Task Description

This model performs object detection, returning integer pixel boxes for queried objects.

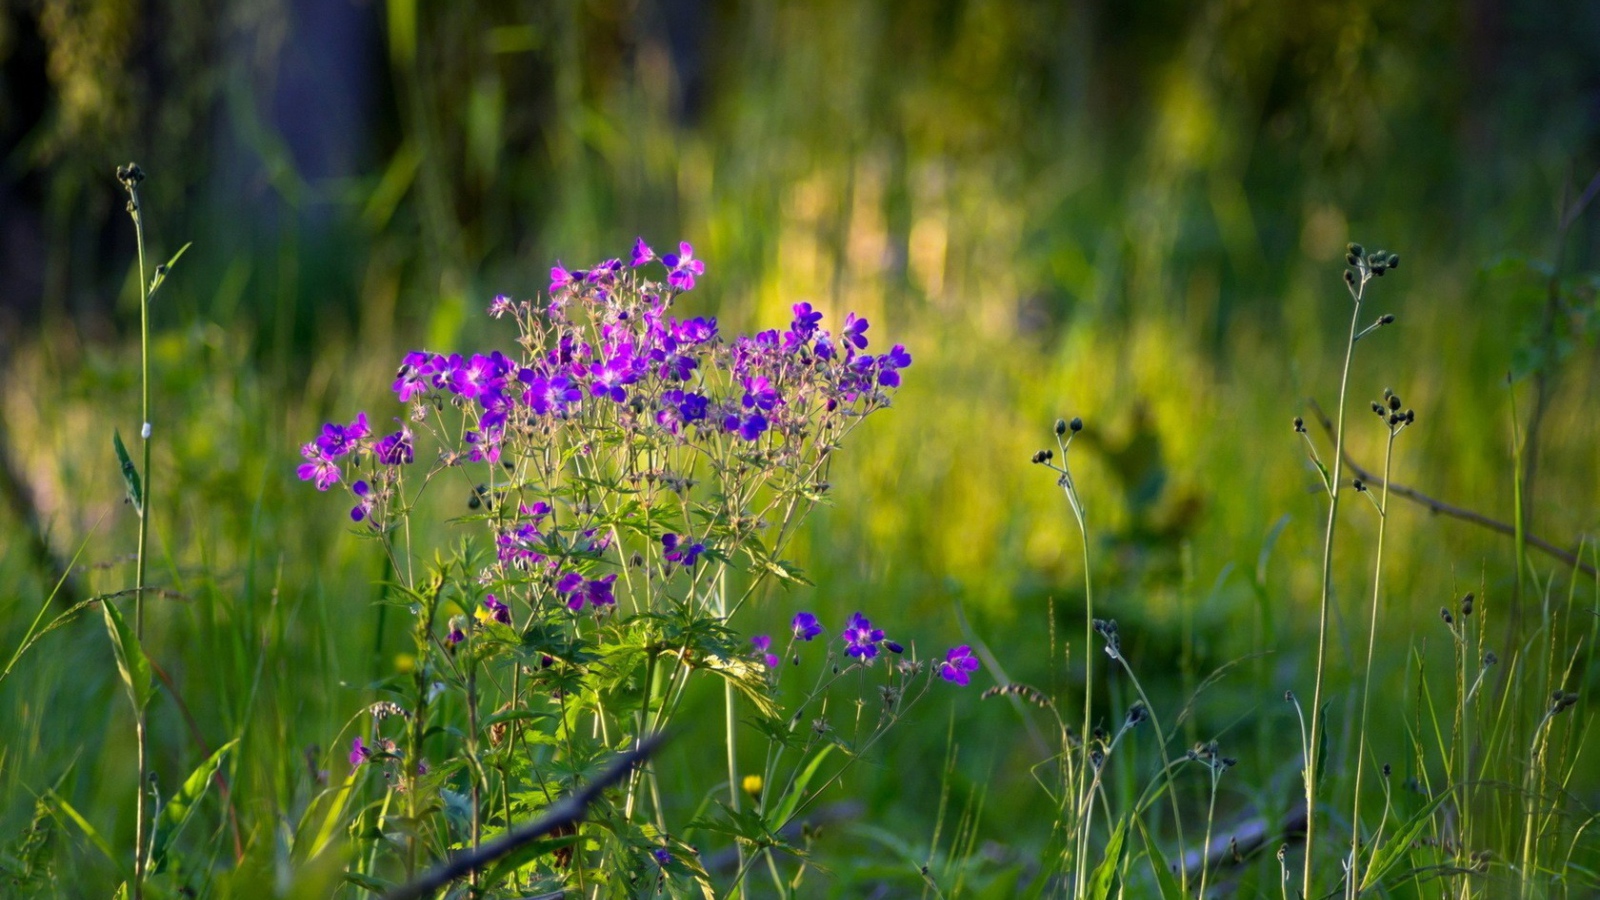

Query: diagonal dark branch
[1307,399,1595,579]
[383,732,668,900]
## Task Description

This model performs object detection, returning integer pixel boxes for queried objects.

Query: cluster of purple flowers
[741,611,979,686]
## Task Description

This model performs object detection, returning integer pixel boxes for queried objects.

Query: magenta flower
[791,612,823,641]
[393,351,435,402]
[482,594,511,625]
[939,646,981,686]
[631,237,656,267]
[741,375,779,412]
[297,443,341,491]
[752,635,778,668]
[550,262,575,294]
[488,294,514,318]
[661,242,706,291]
[349,736,372,767]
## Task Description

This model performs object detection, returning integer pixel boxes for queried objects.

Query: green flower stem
[125,169,153,900]
[1348,428,1396,897]
[1305,273,1366,899]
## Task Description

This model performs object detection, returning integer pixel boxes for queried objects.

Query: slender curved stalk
[121,166,153,900]
[1348,428,1396,896]
[1199,766,1221,900]
[1304,272,1367,898]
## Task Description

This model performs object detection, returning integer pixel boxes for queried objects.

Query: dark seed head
[1070,417,1083,433]
[1389,395,1402,411]
[1386,253,1399,269]
[1293,416,1306,433]
[1348,243,1364,258]
[1055,418,1068,436]
[1344,269,1357,287]
[1379,313,1395,324]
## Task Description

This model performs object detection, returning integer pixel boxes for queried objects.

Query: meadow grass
[0,162,1596,900]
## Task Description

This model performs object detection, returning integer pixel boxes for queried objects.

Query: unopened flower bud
[1055,418,1068,436]
[1348,243,1365,258]
[1070,417,1083,433]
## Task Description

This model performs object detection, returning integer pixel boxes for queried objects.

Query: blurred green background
[2,0,1598,893]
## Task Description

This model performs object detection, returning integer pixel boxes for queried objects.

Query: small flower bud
[1055,418,1068,436]
[1484,651,1498,667]
[1293,416,1305,432]
[1070,417,1083,433]
[1389,395,1402,411]
[1381,763,1391,778]
[1346,253,1360,267]
[1372,401,1384,415]
[1441,607,1454,625]
[1348,243,1365,258]
[1353,479,1365,492]
[1379,313,1395,324]
[1386,253,1399,269]
[1344,269,1357,288]
[1284,690,1295,702]
[1460,593,1474,617]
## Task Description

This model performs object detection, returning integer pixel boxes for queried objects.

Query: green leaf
[46,791,120,870]
[146,242,192,297]
[342,870,395,895]
[1359,787,1453,891]
[101,598,152,713]
[1132,815,1183,900]
[767,744,834,831]
[479,834,580,890]
[113,430,143,514]
[1088,816,1128,900]
[147,738,237,872]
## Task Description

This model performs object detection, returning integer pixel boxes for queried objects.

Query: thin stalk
[123,167,153,900]
[717,567,746,895]
[1348,428,1396,897]
[1305,275,1366,898]
[1199,766,1221,900]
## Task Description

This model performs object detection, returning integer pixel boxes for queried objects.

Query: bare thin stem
[1305,273,1366,898]
[1349,428,1397,896]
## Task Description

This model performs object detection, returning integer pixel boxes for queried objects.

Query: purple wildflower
[724,412,769,441]
[350,480,375,522]
[791,302,824,339]
[394,351,435,402]
[349,737,372,767]
[631,237,656,267]
[557,573,618,611]
[662,533,706,566]
[297,443,341,491]
[315,413,370,459]
[550,262,575,294]
[752,635,778,668]
[791,612,823,641]
[376,427,414,465]
[652,848,673,866]
[447,624,466,644]
[741,375,779,412]
[842,313,870,351]
[482,594,511,625]
[488,294,514,318]
[939,646,981,686]
[674,316,718,344]
[525,373,583,415]
[661,241,706,291]
[877,344,913,387]
[842,612,885,660]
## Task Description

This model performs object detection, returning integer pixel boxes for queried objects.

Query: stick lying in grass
[383,733,668,900]
[1307,398,1595,578]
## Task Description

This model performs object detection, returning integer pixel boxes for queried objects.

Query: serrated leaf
[148,738,237,871]
[101,599,152,713]
[113,430,143,513]
[479,834,580,890]
[1088,816,1127,900]
[1359,787,1452,891]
